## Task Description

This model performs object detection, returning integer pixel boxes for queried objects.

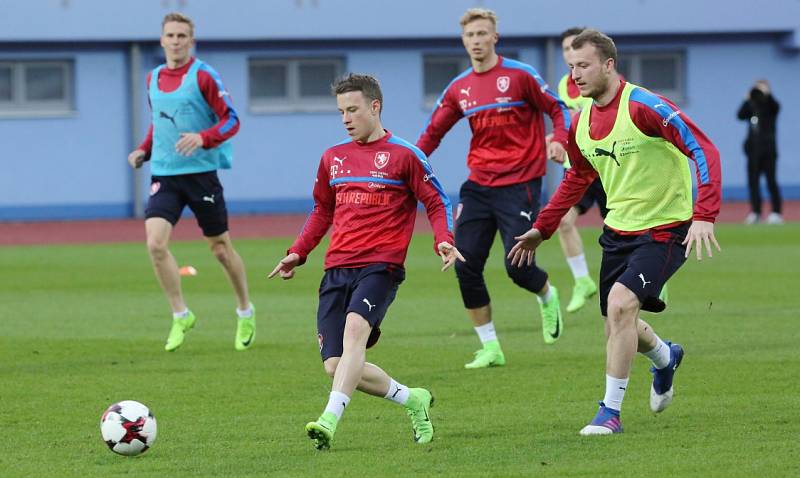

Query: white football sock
[603,375,629,411]
[566,254,589,280]
[236,303,254,319]
[536,286,554,305]
[384,379,410,406]
[173,309,190,320]
[324,391,350,420]
[643,336,671,369]
[474,321,498,344]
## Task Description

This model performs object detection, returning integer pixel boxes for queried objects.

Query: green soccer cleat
[539,286,563,345]
[234,305,256,351]
[464,339,506,369]
[164,311,196,352]
[305,412,337,450]
[566,276,598,313]
[405,388,434,444]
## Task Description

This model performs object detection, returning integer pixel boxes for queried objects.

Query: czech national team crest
[374,151,391,169]
[496,76,510,93]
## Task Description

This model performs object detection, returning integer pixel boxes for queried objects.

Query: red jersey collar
[472,55,503,76]
[352,129,392,147]
[163,57,196,76]
[594,79,627,112]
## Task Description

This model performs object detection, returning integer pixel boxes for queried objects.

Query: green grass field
[2,224,799,477]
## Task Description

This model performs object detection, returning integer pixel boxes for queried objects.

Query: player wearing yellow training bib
[509,30,721,437]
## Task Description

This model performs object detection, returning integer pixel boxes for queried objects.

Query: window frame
[616,51,686,104]
[0,60,75,117]
[248,57,345,114]
[421,51,519,109]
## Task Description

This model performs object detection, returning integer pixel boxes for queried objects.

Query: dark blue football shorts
[575,177,609,218]
[145,171,228,237]
[598,222,689,316]
[316,263,405,361]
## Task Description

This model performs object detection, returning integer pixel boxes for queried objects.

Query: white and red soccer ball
[100,400,157,456]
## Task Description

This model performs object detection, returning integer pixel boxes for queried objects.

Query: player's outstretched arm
[268,253,301,280]
[507,228,544,267]
[682,221,720,260]
[437,242,465,272]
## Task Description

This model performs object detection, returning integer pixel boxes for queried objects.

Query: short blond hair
[162,12,194,36]
[459,8,498,29]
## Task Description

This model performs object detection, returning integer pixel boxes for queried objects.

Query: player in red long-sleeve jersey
[126,13,255,352]
[269,74,463,450]
[416,8,572,369]
[509,30,722,435]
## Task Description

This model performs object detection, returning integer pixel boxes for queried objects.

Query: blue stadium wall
[1,0,798,220]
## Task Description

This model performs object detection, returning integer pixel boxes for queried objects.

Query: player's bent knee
[506,266,546,292]
[343,312,371,345]
[210,242,231,264]
[146,238,169,259]
[323,357,339,378]
[559,215,576,232]
[455,259,481,281]
[606,289,639,324]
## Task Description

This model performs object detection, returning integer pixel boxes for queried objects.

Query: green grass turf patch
[1,224,798,476]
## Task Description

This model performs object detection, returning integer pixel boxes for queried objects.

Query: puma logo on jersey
[595,141,619,166]
[460,87,471,96]
[202,195,215,204]
[333,156,346,165]
[362,298,376,312]
[520,211,532,221]
[159,109,178,128]
[638,273,652,288]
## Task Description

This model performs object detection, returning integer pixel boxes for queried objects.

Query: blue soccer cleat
[650,342,684,413]
[579,401,623,436]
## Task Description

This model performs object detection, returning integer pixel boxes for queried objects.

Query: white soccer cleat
[766,212,784,225]
[649,342,684,413]
[579,402,623,435]
[579,424,616,436]
[650,385,674,413]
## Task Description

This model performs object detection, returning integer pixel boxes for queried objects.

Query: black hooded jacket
[737,89,780,158]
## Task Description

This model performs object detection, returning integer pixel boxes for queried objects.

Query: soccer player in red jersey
[554,27,607,313]
[269,74,463,450]
[416,8,571,368]
[509,30,722,435]
[127,13,255,352]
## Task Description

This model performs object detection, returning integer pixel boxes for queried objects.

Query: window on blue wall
[0,60,73,116]
[423,52,518,109]
[617,52,685,104]
[0,66,11,102]
[249,57,344,113]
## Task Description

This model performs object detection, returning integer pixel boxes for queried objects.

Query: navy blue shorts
[316,263,405,361]
[454,178,549,308]
[575,178,609,219]
[598,223,689,316]
[145,171,228,237]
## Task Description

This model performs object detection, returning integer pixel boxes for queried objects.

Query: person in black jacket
[738,79,782,225]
